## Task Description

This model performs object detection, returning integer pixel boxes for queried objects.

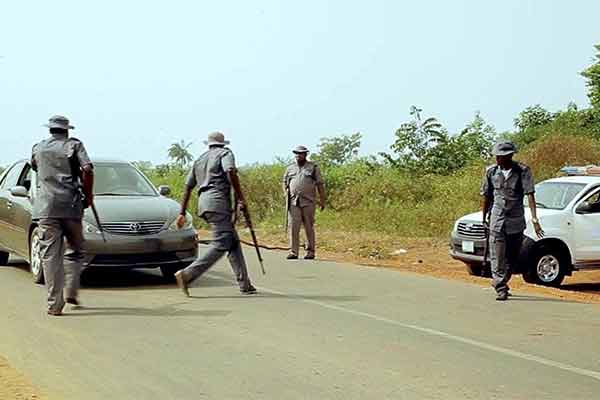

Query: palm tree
[168,140,193,168]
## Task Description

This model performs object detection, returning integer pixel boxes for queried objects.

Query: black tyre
[522,246,566,287]
[160,265,182,281]
[0,251,9,266]
[29,227,45,284]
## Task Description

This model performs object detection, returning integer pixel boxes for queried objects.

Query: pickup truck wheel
[523,247,566,287]
[0,251,9,266]
[29,228,45,284]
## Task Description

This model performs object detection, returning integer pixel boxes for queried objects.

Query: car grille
[457,222,486,239]
[91,252,179,265]
[101,221,166,236]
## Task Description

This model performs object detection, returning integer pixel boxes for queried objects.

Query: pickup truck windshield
[524,182,586,210]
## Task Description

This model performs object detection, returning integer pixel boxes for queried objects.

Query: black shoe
[240,285,257,294]
[286,254,298,260]
[304,254,315,260]
[496,292,509,301]
[65,297,80,306]
[174,270,190,297]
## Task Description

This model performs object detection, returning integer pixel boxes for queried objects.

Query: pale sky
[1,0,599,167]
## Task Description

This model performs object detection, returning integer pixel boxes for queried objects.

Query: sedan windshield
[524,182,586,210]
[94,163,157,196]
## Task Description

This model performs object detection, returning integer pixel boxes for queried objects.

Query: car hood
[458,207,562,223]
[83,196,180,225]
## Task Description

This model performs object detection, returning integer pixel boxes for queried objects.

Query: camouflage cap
[44,115,75,130]
[492,140,518,156]
[292,145,309,154]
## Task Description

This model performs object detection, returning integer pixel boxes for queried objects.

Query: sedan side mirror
[158,185,171,196]
[9,186,29,198]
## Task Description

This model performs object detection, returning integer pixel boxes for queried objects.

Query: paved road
[1,248,600,400]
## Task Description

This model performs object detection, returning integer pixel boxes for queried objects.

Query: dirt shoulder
[0,356,45,400]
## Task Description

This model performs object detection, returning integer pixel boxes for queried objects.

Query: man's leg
[179,213,228,284]
[62,219,85,303]
[227,230,254,292]
[301,204,316,258]
[288,205,302,257]
[505,232,524,292]
[490,229,510,299]
[38,219,65,313]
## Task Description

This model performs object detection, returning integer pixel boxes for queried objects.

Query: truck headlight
[169,212,194,231]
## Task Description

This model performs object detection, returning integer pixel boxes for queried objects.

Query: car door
[8,164,34,257]
[572,187,600,266]
[0,162,26,252]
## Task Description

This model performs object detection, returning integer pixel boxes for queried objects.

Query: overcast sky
[1,0,599,167]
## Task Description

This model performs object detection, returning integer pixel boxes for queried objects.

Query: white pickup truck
[450,175,600,286]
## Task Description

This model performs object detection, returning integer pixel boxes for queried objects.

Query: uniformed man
[32,115,94,316]
[282,146,326,260]
[481,140,544,301]
[174,132,256,296]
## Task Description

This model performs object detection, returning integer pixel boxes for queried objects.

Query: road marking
[207,273,600,382]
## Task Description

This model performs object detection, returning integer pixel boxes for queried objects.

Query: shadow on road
[61,304,231,318]
[559,282,600,295]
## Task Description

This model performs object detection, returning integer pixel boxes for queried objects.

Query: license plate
[462,240,475,253]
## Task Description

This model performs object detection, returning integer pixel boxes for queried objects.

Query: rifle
[241,205,266,275]
[284,187,290,234]
[90,201,107,243]
[482,213,490,275]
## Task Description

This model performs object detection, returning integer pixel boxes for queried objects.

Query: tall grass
[147,134,600,238]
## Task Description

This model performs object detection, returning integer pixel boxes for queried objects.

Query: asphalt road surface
[1,248,599,400]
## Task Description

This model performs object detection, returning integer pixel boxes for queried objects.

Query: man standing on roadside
[174,132,256,296]
[282,146,326,260]
[481,140,544,301]
[32,115,94,316]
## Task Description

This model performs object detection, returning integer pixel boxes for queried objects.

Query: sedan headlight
[83,220,101,235]
[169,212,194,231]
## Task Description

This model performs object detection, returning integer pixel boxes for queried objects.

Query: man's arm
[522,166,544,238]
[176,165,197,229]
[228,169,246,209]
[317,182,326,211]
[82,165,94,207]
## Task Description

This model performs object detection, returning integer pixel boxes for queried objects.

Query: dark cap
[492,141,518,156]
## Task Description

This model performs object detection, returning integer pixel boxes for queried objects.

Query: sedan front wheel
[29,228,45,284]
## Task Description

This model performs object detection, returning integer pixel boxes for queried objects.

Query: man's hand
[176,214,187,230]
[319,199,326,211]
[533,220,545,238]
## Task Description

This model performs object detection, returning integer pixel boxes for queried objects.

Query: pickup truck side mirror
[158,185,171,196]
[576,201,598,214]
[9,186,29,198]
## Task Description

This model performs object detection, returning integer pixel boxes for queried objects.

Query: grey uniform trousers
[38,218,85,312]
[288,203,316,256]
[490,228,523,295]
[180,212,252,290]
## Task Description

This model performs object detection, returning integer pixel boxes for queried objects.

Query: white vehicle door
[572,187,600,265]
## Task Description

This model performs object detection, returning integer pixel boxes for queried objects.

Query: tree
[513,105,554,132]
[132,161,153,174]
[313,132,362,166]
[168,140,193,169]
[581,44,600,115]
[381,106,446,170]
[455,111,496,160]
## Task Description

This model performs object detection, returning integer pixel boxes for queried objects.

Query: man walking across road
[481,140,544,301]
[283,146,326,260]
[32,115,94,316]
[174,132,256,296]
